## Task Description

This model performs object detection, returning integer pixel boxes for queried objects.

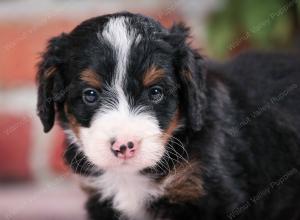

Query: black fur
[37,33,69,132]
[86,195,121,220]
[36,12,300,220]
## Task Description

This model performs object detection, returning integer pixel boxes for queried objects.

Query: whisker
[154,156,169,176]
[167,144,190,165]
[68,149,81,169]
[74,154,87,174]
[168,136,189,159]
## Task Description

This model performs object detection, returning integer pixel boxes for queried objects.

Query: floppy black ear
[168,23,207,131]
[36,34,68,132]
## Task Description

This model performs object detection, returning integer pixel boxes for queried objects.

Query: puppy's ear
[36,34,68,132]
[168,23,207,132]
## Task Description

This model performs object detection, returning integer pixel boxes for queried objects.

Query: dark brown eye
[82,88,99,105]
[148,86,164,103]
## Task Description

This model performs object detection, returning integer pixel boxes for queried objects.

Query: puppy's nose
[110,138,138,159]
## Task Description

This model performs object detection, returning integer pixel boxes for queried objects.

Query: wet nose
[110,138,138,159]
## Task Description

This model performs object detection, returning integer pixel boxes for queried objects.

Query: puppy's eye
[82,88,99,105]
[148,86,164,103]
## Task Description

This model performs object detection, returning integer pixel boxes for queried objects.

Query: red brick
[0,11,180,88]
[0,20,77,88]
[50,126,69,174]
[0,113,33,180]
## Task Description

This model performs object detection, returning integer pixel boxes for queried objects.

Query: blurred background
[0,0,299,219]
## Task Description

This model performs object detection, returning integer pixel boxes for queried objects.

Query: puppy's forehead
[99,16,169,90]
[71,13,174,96]
[101,16,137,86]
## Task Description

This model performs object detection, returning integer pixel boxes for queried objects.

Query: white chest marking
[98,171,161,219]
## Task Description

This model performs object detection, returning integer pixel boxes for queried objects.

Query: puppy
[36,12,300,220]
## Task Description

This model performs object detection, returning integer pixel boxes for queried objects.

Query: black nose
[119,145,127,154]
[127,141,134,149]
[110,141,135,157]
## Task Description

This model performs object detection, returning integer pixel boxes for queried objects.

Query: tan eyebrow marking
[143,66,165,87]
[80,69,102,88]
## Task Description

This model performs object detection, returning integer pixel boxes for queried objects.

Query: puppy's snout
[110,138,138,159]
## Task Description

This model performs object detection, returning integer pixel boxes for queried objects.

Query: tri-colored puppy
[36,12,300,220]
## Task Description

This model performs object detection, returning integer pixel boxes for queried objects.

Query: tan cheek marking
[143,66,165,87]
[161,109,180,144]
[64,104,80,138]
[163,161,204,203]
[80,69,102,88]
[159,110,204,202]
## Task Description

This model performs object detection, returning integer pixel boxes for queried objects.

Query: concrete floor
[0,181,87,220]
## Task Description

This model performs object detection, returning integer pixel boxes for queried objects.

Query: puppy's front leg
[86,195,120,220]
